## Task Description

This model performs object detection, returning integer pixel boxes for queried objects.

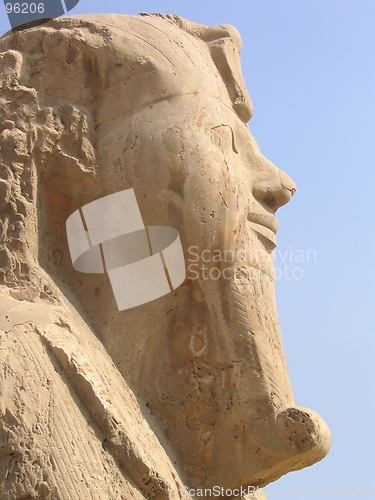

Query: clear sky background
[1,1,374,499]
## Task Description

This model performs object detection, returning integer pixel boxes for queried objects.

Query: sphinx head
[0,14,330,490]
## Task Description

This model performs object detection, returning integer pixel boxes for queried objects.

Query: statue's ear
[0,48,97,200]
[41,105,97,199]
[0,50,23,89]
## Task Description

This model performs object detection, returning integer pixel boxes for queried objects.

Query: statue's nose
[252,164,296,213]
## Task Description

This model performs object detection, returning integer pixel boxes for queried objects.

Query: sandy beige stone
[0,14,331,499]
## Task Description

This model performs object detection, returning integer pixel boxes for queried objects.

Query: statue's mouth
[247,210,278,251]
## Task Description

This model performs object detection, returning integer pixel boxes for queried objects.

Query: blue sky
[1,1,374,498]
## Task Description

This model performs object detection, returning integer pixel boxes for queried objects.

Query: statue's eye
[209,124,238,154]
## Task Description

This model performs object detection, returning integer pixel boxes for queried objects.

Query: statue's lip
[247,211,278,250]
[247,211,278,233]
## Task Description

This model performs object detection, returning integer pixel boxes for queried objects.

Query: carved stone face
[88,95,327,489]
[0,13,329,491]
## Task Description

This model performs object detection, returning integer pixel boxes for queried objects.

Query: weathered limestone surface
[0,14,331,499]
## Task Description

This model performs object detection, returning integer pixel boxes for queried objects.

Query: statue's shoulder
[0,291,187,500]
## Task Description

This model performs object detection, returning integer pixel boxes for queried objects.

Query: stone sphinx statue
[0,13,331,499]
